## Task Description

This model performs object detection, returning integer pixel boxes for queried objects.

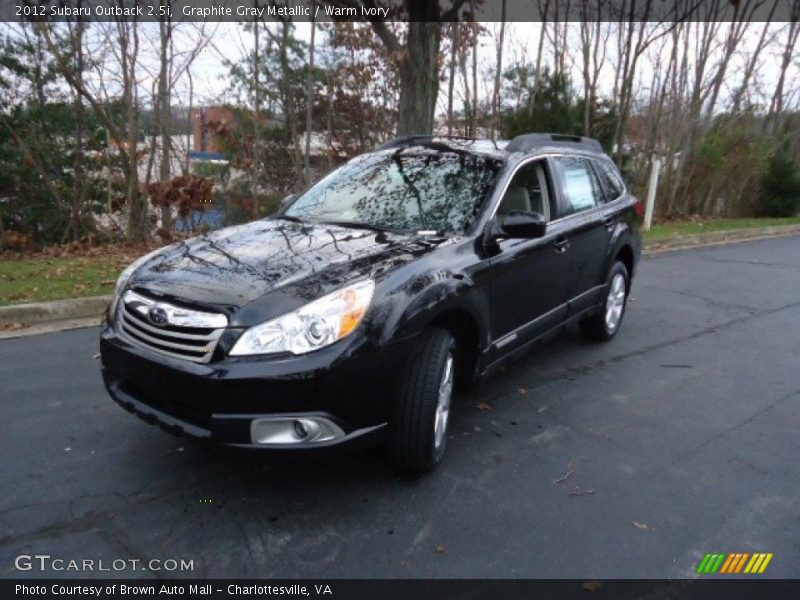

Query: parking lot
[1,235,799,579]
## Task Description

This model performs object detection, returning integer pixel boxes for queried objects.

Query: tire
[388,328,456,474]
[580,261,630,342]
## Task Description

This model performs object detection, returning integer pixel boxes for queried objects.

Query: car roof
[375,133,606,162]
[375,136,508,160]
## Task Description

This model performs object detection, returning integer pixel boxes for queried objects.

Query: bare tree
[490,0,506,141]
[579,3,609,136]
[767,1,800,131]
[155,12,173,230]
[68,11,89,243]
[324,0,470,135]
[446,23,458,135]
[40,17,149,241]
[731,5,777,113]
[304,12,317,184]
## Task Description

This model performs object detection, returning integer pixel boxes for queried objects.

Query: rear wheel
[388,328,455,474]
[580,261,630,341]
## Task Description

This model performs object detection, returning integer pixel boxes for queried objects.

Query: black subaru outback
[101,133,641,473]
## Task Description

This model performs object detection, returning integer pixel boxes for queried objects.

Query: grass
[1,216,799,306]
[643,216,800,241]
[0,253,133,307]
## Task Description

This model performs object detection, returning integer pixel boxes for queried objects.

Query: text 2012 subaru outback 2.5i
[101,133,641,473]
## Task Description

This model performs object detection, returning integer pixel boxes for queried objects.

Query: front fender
[371,268,490,350]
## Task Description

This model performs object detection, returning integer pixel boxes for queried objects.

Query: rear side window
[592,159,625,201]
[551,156,603,217]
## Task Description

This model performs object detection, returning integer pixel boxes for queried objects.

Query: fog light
[250,416,346,445]
[294,418,321,441]
[294,419,309,439]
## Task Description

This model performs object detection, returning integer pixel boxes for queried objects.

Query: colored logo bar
[697,553,773,574]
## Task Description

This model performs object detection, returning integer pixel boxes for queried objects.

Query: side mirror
[276,193,297,216]
[280,193,297,210]
[499,211,547,239]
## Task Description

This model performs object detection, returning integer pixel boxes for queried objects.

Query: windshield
[284,148,502,234]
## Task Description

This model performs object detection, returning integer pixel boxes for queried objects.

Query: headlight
[229,279,375,356]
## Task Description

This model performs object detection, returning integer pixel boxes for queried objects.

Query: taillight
[633,198,644,218]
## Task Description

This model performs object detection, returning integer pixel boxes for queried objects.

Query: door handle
[603,217,618,231]
[553,238,570,253]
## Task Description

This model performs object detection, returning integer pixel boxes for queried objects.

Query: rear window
[593,159,625,201]
[551,156,603,216]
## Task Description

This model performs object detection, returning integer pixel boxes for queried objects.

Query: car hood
[128,219,446,311]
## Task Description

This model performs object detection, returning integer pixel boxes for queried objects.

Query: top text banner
[1,0,796,23]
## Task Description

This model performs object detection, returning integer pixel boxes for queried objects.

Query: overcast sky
[3,20,795,118]
[185,21,795,115]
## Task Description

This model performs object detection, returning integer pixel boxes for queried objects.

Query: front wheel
[580,261,630,341]
[388,328,456,474]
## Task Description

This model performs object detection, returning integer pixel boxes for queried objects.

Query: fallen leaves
[0,321,26,331]
[476,402,492,411]
[632,521,649,530]
[582,580,602,591]
[435,545,446,554]
[553,460,575,484]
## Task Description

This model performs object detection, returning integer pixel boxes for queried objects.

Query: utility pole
[644,157,661,231]
[106,126,113,215]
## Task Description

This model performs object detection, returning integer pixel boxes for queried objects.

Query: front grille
[117,290,227,363]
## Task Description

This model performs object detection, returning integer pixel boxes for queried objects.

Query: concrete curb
[643,223,800,253]
[0,316,102,340]
[1,225,799,338]
[0,294,110,329]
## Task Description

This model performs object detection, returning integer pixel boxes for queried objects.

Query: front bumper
[100,323,412,450]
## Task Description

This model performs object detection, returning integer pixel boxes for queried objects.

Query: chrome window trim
[484,151,627,229]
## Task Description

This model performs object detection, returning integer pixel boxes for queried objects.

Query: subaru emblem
[148,305,169,327]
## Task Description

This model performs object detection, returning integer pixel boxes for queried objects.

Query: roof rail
[376,135,434,150]
[376,135,495,151]
[506,133,603,154]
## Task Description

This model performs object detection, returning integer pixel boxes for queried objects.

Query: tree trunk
[71,16,87,243]
[458,29,472,137]
[446,23,457,136]
[252,8,261,197]
[767,10,799,134]
[396,21,441,135]
[471,20,478,135]
[119,20,146,242]
[580,17,591,135]
[279,20,303,188]
[303,14,316,184]
[491,1,506,141]
[158,17,172,230]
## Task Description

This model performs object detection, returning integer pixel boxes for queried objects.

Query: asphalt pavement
[1,235,799,579]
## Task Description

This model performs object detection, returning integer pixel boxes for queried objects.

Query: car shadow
[110,323,623,536]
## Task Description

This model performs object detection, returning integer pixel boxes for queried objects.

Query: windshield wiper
[277,215,306,223]
[320,220,406,234]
